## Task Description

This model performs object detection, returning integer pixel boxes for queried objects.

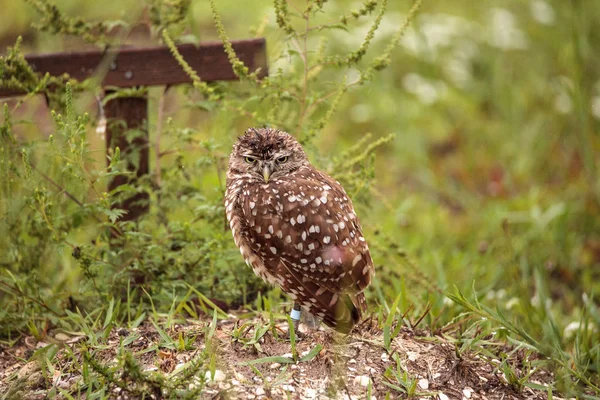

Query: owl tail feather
[322,292,366,334]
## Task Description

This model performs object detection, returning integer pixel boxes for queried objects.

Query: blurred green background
[1,0,600,394]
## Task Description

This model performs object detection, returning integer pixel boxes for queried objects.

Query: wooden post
[105,94,150,222]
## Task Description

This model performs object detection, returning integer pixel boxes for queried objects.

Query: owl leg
[290,303,302,337]
[302,311,321,330]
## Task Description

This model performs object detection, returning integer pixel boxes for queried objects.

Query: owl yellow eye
[245,156,257,164]
[276,156,288,164]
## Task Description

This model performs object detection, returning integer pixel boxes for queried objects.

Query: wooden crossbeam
[0,38,267,97]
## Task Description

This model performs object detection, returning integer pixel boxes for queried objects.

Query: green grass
[382,353,420,397]
[1,0,600,397]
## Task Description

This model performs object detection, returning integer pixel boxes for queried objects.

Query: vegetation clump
[1,0,599,397]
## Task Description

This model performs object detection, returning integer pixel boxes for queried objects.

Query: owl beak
[262,165,272,182]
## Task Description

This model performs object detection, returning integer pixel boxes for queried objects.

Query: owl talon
[302,312,321,330]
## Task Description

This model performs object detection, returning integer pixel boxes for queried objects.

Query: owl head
[228,128,309,182]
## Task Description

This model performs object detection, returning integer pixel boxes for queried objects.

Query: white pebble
[353,375,371,387]
[463,387,473,398]
[204,369,226,382]
[281,384,295,392]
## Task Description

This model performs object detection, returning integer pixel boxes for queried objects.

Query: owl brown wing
[240,167,374,295]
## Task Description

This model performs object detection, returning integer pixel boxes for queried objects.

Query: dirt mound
[0,316,553,399]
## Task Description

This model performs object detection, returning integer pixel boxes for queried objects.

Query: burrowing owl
[225,128,374,333]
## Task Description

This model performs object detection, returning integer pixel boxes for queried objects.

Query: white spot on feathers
[329,293,338,307]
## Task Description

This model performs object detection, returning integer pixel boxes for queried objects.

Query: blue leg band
[290,308,301,321]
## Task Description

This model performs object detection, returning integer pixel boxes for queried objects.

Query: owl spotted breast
[225,128,374,333]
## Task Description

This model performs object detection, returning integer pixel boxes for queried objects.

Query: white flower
[350,104,373,124]
[554,92,573,114]
[531,1,555,25]
[505,297,520,310]
[403,73,447,105]
[488,8,528,50]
